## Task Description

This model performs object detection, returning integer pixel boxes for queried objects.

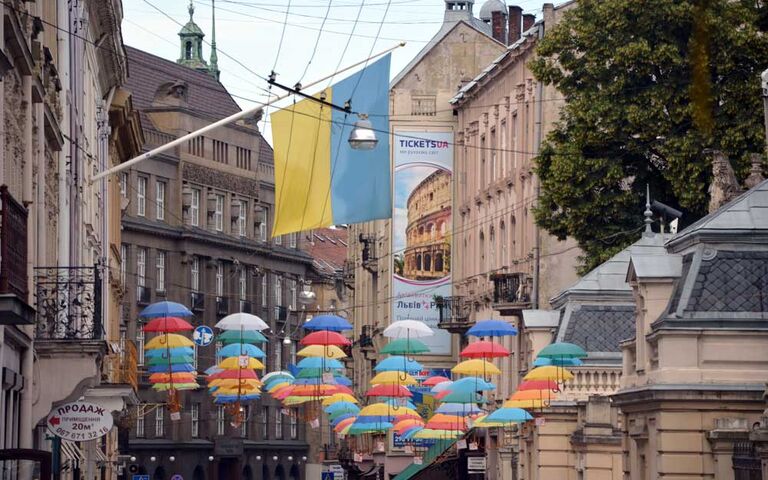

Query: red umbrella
[300,331,351,346]
[518,379,559,392]
[365,384,413,398]
[143,317,194,332]
[422,376,451,387]
[460,340,510,359]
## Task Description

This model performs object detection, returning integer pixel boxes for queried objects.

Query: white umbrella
[215,313,269,331]
[383,320,434,339]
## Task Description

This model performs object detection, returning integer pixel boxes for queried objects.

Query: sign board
[391,131,454,355]
[192,325,213,346]
[329,465,344,475]
[171,475,183,480]
[132,476,150,480]
[214,438,244,457]
[47,401,113,441]
[467,457,486,472]
[321,473,334,480]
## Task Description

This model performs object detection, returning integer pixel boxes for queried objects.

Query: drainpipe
[57,0,71,268]
[531,21,545,309]
[99,88,116,341]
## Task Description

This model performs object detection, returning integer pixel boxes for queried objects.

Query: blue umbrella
[373,356,423,373]
[436,403,483,415]
[303,315,353,332]
[139,301,193,318]
[145,347,194,358]
[325,402,360,414]
[430,381,454,394]
[214,394,261,404]
[355,415,394,424]
[217,343,266,358]
[204,365,223,376]
[293,378,328,386]
[334,376,353,386]
[147,364,195,373]
[466,320,518,338]
[533,356,583,367]
[330,412,358,425]
[439,390,487,404]
[451,377,496,391]
[484,407,533,423]
[296,357,344,369]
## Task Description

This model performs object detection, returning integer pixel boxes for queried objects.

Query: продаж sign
[47,401,113,441]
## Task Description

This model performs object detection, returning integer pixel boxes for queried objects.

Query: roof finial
[209,0,220,80]
[644,184,654,235]
[188,0,195,21]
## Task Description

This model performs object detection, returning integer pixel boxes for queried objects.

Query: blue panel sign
[322,473,335,480]
[132,476,149,480]
[193,326,213,346]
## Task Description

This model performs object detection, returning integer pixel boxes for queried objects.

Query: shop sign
[47,401,113,441]
[467,457,486,472]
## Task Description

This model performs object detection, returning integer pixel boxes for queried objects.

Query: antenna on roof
[643,184,654,237]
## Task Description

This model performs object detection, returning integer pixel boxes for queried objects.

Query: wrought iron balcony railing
[216,296,229,316]
[491,272,531,305]
[436,296,471,334]
[0,185,28,299]
[35,266,103,340]
[191,291,205,311]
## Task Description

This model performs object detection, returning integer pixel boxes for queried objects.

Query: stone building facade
[119,12,311,480]
[404,171,452,280]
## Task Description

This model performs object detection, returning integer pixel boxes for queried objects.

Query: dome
[479,0,507,21]
[180,20,204,36]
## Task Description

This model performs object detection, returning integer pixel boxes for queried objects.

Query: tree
[530,0,768,273]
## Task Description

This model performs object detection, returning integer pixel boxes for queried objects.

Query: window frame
[155,180,166,221]
[156,251,166,293]
[214,194,224,231]
[191,257,200,292]
[190,188,201,227]
[136,176,147,217]
[191,403,200,438]
[155,406,164,437]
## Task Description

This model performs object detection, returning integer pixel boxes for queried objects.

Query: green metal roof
[392,439,456,480]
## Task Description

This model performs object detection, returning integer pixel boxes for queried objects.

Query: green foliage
[530,0,768,273]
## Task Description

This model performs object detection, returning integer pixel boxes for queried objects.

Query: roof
[479,0,507,20]
[302,228,349,277]
[180,20,204,36]
[559,305,635,354]
[125,46,241,126]
[666,178,768,251]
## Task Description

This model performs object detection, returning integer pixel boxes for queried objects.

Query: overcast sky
[122,0,542,143]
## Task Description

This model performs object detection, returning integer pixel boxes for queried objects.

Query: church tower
[177,0,219,79]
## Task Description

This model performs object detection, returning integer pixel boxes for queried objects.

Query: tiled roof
[125,46,241,126]
[561,305,635,353]
[302,228,349,277]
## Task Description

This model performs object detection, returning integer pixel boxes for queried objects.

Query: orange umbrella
[149,372,197,384]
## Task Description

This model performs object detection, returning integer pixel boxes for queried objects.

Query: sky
[122,0,543,143]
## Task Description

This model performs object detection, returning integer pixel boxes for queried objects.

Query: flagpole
[91,42,405,182]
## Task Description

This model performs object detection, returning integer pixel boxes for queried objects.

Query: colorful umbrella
[146,355,195,366]
[523,366,574,382]
[466,320,518,338]
[483,407,533,424]
[373,356,423,372]
[435,403,483,415]
[370,371,418,385]
[142,317,194,332]
[218,356,265,370]
[145,334,195,349]
[215,312,269,331]
[422,376,451,387]
[218,330,268,344]
[518,380,559,391]
[322,394,358,406]
[365,384,413,398]
[217,343,266,358]
[380,338,430,355]
[452,359,501,376]
[139,301,193,318]
[303,315,353,332]
[296,357,344,370]
[145,347,194,358]
[383,320,433,339]
[537,342,587,359]
[532,356,583,367]
[460,340,510,358]
[300,331,351,346]
[296,345,347,358]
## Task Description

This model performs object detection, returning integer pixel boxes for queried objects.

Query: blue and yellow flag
[271,55,391,236]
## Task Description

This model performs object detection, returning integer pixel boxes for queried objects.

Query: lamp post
[762,68,768,157]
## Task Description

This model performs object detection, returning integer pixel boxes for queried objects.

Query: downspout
[531,22,545,309]
[100,87,116,342]
[57,0,71,268]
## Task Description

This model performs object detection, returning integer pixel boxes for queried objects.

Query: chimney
[508,6,522,45]
[491,10,506,45]
[523,13,536,32]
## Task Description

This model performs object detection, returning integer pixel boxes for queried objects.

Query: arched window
[185,41,193,60]
[428,223,435,240]
[510,215,517,249]
[424,254,432,272]
[435,253,444,272]
[418,226,424,238]
[440,221,446,236]
[416,254,422,271]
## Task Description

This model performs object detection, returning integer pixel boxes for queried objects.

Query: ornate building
[403,171,452,280]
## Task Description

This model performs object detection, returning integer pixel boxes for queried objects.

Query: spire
[209,0,220,80]
[188,0,194,22]
[643,184,654,236]
[177,0,211,73]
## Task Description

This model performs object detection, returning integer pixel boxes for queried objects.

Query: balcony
[491,272,531,315]
[216,296,229,316]
[105,340,138,390]
[0,185,34,325]
[35,266,103,340]
[136,285,151,305]
[436,296,472,334]
[359,234,378,273]
[559,366,622,402]
[191,291,205,311]
[239,300,252,313]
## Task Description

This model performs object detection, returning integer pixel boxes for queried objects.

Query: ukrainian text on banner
[391,131,453,355]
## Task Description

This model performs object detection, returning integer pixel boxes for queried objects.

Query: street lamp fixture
[272,455,279,461]
[302,456,307,461]
[256,455,262,461]
[150,456,156,462]
[169,456,175,462]
[208,456,214,462]
[283,336,292,345]
[288,456,293,461]
[348,114,378,150]
[130,456,136,462]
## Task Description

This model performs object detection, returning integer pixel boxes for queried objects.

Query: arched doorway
[289,464,300,480]
[193,465,205,480]
[153,466,166,480]
[262,464,271,480]
[275,464,286,480]
[242,464,253,480]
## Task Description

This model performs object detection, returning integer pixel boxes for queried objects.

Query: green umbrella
[380,338,430,355]
[439,390,488,404]
[537,342,587,360]
[218,330,268,344]
[146,355,195,366]
[296,368,343,379]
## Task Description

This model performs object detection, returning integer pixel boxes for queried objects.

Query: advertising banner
[392,131,454,355]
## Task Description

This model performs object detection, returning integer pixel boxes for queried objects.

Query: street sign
[47,401,113,442]
[321,473,334,480]
[467,457,486,473]
[171,475,183,480]
[193,325,214,346]
[132,476,149,480]
[329,465,344,476]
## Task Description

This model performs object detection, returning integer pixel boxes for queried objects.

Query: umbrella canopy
[510,389,554,401]
[370,371,418,386]
[383,399,417,410]
[147,364,195,373]
[296,345,347,358]
[503,399,544,409]
[143,317,194,332]
[422,376,451,387]
[365,384,413,398]
[413,429,461,439]
[303,315,353,332]
[484,407,533,424]
[329,412,357,425]
[146,355,195,366]
[215,313,269,331]
[523,366,574,382]
[373,356,423,373]
[208,369,260,381]
[262,371,294,384]
[217,343,266,358]
[358,403,403,417]
[452,359,502,376]
[383,320,433,339]
[451,377,496,391]
[460,340,510,359]
[145,334,195,349]
[139,301,193,318]
[145,347,194,358]
[537,342,587,359]
[325,402,360,415]
[333,417,356,432]
[218,330,268,344]
[149,372,197,383]
[466,320,518,338]
[209,379,262,389]
[296,357,344,370]
[518,380,559,391]
[300,331,351,346]
[435,403,483,415]
[348,422,393,435]
[380,338,430,355]
[438,390,486,404]
[296,368,343,379]
[218,356,265,370]
[532,356,583,367]
[321,394,358,406]
[430,381,454,394]
[153,382,199,391]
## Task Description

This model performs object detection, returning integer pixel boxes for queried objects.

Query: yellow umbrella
[322,394,358,406]
[523,366,574,382]
[267,381,292,393]
[358,403,419,417]
[473,415,509,428]
[218,356,265,370]
[370,371,418,385]
[452,359,501,376]
[145,333,194,349]
[296,345,347,358]
[284,396,319,406]
[503,399,544,409]
[413,429,462,439]
[209,378,262,389]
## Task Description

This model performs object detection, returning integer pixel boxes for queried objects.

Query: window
[238,201,247,237]
[489,227,496,269]
[191,403,200,438]
[137,177,147,217]
[120,172,128,198]
[274,275,282,319]
[190,188,201,226]
[155,406,164,437]
[290,280,297,310]
[261,275,267,307]
[156,180,166,220]
[215,194,224,231]
[156,251,165,293]
[275,409,283,439]
[185,41,192,60]
[137,248,146,296]
[217,406,225,436]
[261,407,268,439]
[136,329,145,365]
[136,407,145,437]
[288,232,297,248]
[216,262,224,297]
[213,139,229,163]
[275,342,282,370]
[188,136,204,157]
[290,414,298,439]
[193,343,198,370]
[241,406,249,437]
[239,269,247,306]
[120,244,127,285]
[236,146,252,170]
[259,210,268,241]
[275,234,282,245]
[490,129,497,182]
[191,257,200,291]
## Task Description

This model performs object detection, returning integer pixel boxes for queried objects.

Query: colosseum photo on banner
[392,131,453,355]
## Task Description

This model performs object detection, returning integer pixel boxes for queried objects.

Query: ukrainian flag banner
[271,55,392,236]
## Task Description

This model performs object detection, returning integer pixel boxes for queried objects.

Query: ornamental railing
[34,266,103,340]
[559,367,622,401]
